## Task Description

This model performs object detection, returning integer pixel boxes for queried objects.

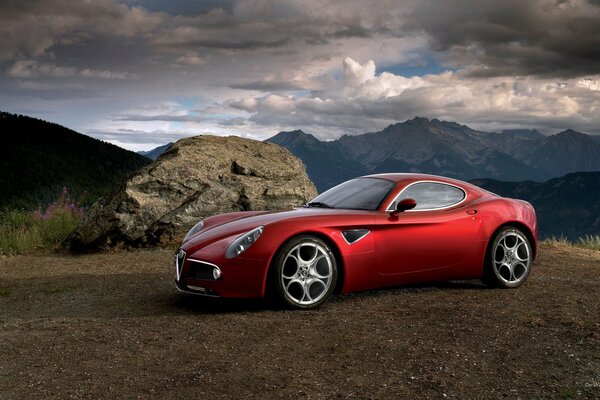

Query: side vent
[342,229,370,244]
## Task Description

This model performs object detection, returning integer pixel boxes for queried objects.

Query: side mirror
[392,198,417,213]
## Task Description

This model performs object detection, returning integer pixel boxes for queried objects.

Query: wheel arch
[486,221,537,261]
[260,230,346,298]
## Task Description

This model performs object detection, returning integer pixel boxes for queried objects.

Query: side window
[392,182,465,210]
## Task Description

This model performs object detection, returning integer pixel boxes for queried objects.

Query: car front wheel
[273,235,337,309]
[483,227,533,288]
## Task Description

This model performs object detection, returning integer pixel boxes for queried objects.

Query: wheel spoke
[285,278,306,302]
[513,262,527,280]
[494,242,507,263]
[309,255,331,279]
[305,278,326,300]
[297,243,318,263]
[504,234,519,250]
[302,280,313,302]
[282,254,300,278]
[509,262,516,282]
[286,278,302,291]
[499,262,511,281]
[514,243,529,262]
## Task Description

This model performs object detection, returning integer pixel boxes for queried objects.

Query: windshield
[308,177,396,210]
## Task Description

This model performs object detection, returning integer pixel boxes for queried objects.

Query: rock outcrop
[65,135,317,251]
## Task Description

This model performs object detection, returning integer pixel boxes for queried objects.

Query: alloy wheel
[492,230,531,286]
[280,241,334,306]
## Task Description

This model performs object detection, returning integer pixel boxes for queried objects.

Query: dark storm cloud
[2,0,600,149]
[230,81,303,91]
[405,0,600,77]
[124,0,235,16]
[158,37,290,51]
[0,0,164,63]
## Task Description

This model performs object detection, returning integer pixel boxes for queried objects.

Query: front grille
[175,249,186,281]
[188,260,219,280]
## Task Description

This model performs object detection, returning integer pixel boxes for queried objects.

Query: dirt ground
[0,244,599,399]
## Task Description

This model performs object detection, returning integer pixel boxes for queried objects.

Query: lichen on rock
[65,135,317,251]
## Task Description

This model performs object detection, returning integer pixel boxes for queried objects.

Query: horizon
[5,111,600,152]
[1,0,600,151]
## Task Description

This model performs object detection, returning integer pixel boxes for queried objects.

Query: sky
[1,0,600,151]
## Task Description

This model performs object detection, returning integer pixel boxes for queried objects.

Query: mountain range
[0,112,151,210]
[266,117,600,192]
[138,142,174,160]
[3,112,599,239]
[473,172,600,240]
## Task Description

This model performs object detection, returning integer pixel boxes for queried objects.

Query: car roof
[363,173,491,196]
[364,173,464,184]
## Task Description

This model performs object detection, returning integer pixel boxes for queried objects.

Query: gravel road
[1,244,599,399]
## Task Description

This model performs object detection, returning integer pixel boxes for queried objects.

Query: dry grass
[542,235,600,251]
[577,234,600,250]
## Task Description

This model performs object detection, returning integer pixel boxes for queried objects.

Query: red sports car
[174,173,537,309]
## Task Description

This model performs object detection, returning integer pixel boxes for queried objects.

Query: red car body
[175,173,538,298]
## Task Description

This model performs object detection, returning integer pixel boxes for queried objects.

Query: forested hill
[0,112,151,210]
[472,172,600,240]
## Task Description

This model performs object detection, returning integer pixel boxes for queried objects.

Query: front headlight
[225,226,264,259]
[183,219,204,242]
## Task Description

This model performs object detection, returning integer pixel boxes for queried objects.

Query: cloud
[8,60,76,79]
[225,57,600,138]
[404,0,600,78]
[173,54,209,66]
[114,114,204,123]
[229,70,321,91]
[0,0,165,63]
[577,78,600,91]
[1,0,425,98]
[110,101,204,123]
[8,60,131,79]
[88,128,191,145]
[2,0,600,150]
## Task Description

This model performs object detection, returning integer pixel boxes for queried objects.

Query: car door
[375,181,481,278]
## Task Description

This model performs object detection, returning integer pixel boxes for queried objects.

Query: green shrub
[0,188,84,254]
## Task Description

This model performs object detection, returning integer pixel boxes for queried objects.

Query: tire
[272,235,338,310]
[482,227,533,288]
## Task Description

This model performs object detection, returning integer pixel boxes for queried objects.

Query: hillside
[0,112,151,210]
[472,172,600,239]
[267,118,600,192]
[138,142,174,160]
[266,130,365,191]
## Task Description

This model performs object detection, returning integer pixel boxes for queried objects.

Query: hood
[182,207,374,249]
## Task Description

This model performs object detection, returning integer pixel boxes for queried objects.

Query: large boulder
[65,135,317,251]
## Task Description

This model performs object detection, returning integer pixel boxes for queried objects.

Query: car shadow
[332,279,486,302]
[2,271,488,319]
[170,279,487,313]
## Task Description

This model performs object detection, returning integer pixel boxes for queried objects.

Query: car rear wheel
[483,227,532,288]
[273,235,337,309]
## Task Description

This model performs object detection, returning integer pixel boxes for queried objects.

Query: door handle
[466,209,477,215]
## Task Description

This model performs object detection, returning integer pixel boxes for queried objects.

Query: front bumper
[173,247,269,298]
